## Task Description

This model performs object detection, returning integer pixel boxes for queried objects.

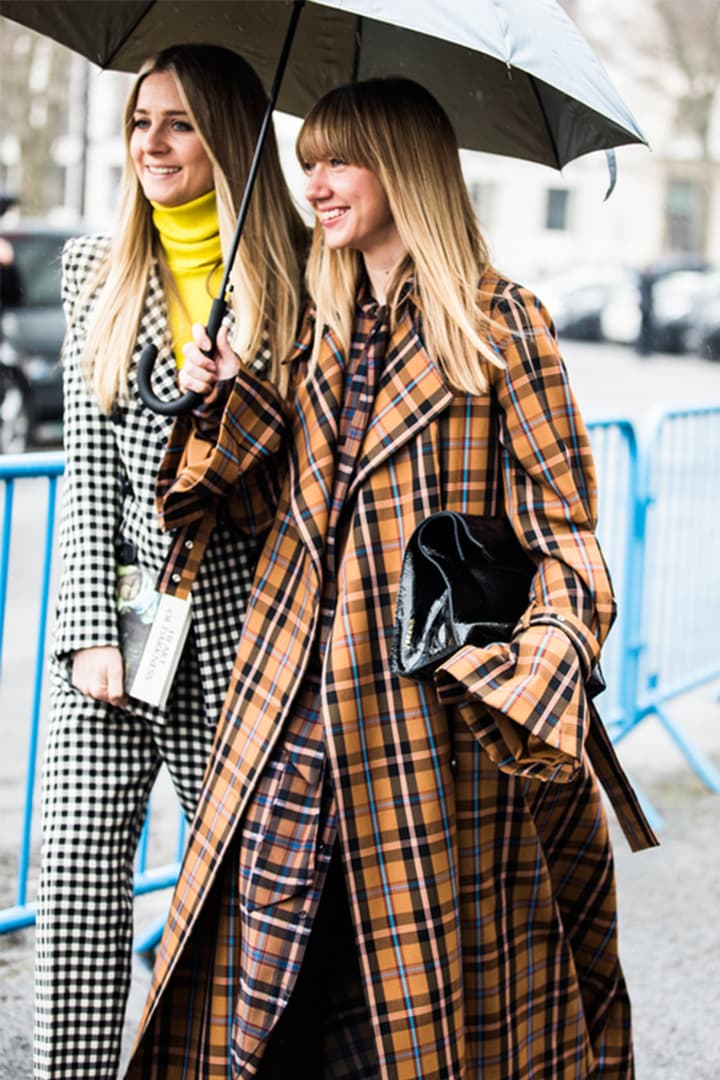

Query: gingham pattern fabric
[52,235,259,723]
[34,235,262,1078]
[35,644,212,1079]
[128,274,658,1079]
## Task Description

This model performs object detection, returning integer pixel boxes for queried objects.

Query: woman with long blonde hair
[34,43,306,1080]
[299,77,501,394]
[127,77,655,1078]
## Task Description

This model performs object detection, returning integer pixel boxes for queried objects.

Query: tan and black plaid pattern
[34,236,262,1078]
[128,274,657,1078]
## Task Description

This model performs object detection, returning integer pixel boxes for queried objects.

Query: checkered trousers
[34,639,212,1079]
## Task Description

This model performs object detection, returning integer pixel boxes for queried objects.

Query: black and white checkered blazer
[54,233,258,723]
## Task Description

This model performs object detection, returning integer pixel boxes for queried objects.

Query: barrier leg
[654,704,720,792]
[133,909,167,966]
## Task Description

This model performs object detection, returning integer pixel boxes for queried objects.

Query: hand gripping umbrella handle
[137,296,227,417]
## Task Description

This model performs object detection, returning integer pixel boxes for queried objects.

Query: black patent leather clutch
[391,511,606,698]
[391,512,536,681]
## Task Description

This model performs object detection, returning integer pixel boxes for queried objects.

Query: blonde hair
[297,78,506,394]
[78,44,306,410]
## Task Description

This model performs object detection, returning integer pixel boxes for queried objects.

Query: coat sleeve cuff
[157,368,286,530]
[513,604,601,684]
[434,623,592,783]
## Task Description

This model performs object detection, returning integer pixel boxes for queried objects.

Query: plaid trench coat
[127,272,657,1079]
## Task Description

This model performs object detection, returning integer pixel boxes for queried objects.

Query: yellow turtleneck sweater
[152,189,223,368]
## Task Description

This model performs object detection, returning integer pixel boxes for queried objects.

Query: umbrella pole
[137,0,306,416]
[215,0,306,313]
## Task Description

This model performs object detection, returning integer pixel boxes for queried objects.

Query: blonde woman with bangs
[127,78,655,1079]
[35,43,306,1080]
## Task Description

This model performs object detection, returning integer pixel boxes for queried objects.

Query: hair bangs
[302,77,502,396]
[296,91,374,170]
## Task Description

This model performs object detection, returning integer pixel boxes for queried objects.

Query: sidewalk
[607,686,720,1080]
[1,685,719,1079]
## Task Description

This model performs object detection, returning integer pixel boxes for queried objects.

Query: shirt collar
[356,270,416,318]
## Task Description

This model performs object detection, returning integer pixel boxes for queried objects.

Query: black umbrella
[3,0,647,414]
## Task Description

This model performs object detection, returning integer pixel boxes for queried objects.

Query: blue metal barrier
[0,452,184,943]
[618,406,720,791]
[587,419,665,831]
[0,452,63,933]
[587,419,639,736]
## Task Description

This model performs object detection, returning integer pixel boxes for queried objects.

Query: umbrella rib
[528,77,561,171]
[102,0,157,69]
[351,15,362,82]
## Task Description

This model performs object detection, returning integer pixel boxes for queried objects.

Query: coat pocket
[240,745,325,913]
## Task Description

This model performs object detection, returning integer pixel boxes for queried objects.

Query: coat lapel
[348,310,453,499]
[286,307,453,573]
[287,326,345,582]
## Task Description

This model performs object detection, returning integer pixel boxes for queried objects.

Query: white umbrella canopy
[3,0,646,169]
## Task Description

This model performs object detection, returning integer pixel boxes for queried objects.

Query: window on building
[545,188,570,230]
[665,178,705,255]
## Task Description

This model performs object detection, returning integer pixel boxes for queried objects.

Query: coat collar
[286,320,343,579]
[348,309,453,498]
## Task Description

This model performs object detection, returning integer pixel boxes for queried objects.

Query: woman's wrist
[192,375,235,442]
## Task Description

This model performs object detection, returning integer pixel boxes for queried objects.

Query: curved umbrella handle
[137,296,227,416]
[137,344,201,416]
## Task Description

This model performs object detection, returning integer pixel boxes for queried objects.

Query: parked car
[685,269,720,362]
[530,265,637,342]
[600,259,715,353]
[1,222,82,452]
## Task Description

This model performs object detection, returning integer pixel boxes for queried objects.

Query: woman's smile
[304,159,400,259]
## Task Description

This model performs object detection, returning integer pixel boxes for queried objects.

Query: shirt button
[184,539,194,550]
[171,573,181,583]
